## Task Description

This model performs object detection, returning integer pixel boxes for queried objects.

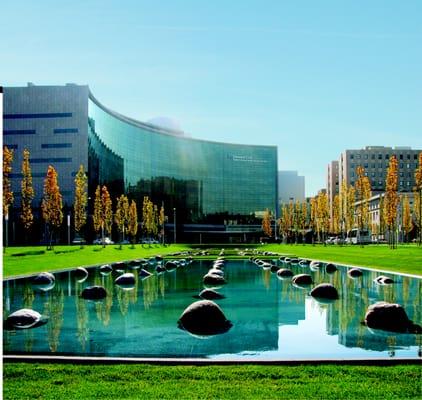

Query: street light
[173,208,176,244]
[5,213,9,249]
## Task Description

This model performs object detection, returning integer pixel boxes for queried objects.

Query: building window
[41,143,72,149]
[399,154,403,160]
[371,172,375,177]
[400,172,404,177]
[364,163,368,168]
[371,163,375,168]
[4,112,72,119]
[30,157,72,163]
[407,154,411,160]
[4,144,18,149]
[356,154,361,159]
[400,163,404,168]
[407,163,410,168]
[4,129,36,135]
[364,154,368,159]
[371,154,375,160]
[350,154,354,159]
[351,172,355,177]
[10,172,46,178]
[378,154,382,159]
[54,128,78,134]
[385,154,389,159]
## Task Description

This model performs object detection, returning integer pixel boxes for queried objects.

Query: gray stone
[292,274,313,285]
[115,273,135,285]
[364,302,421,333]
[32,272,55,285]
[178,300,232,335]
[203,273,226,285]
[6,308,44,329]
[325,263,337,274]
[277,268,293,278]
[196,289,225,300]
[310,283,339,300]
[348,268,363,278]
[81,286,107,300]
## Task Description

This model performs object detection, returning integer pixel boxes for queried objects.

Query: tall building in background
[338,146,420,192]
[327,160,339,219]
[278,171,305,206]
[3,83,278,241]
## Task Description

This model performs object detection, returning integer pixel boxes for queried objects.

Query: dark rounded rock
[5,309,45,329]
[292,274,313,285]
[155,255,163,261]
[277,269,294,278]
[32,272,55,285]
[290,258,299,264]
[196,288,225,300]
[178,300,232,335]
[348,268,363,278]
[364,302,421,333]
[325,263,337,274]
[100,264,112,275]
[271,265,280,273]
[156,265,166,273]
[128,259,141,268]
[113,261,126,272]
[139,269,152,278]
[208,268,224,277]
[81,286,107,300]
[203,273,226,285]
[310,283,339,300]
[115,273,135,286]
[374,275,394,285]
[310,261,320,268]
[165,261,178,271]
[74,267,89,282]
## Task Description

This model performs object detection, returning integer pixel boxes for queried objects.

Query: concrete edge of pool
[3,355,422,365]
[4,257,422,281]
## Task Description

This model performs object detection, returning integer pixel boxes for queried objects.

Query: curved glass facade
[88,94,277,224]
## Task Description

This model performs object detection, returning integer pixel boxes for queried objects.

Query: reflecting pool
[3,260,421,360]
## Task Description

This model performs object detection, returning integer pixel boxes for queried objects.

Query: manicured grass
[3,244,192,278]
[3,363,421,400]
[262,244,422,276]
[3,243,422,278]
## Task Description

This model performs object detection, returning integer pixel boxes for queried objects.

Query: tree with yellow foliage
[21,149,35,240]
[310,197,317,245]
[384,156,399,249]
[3,146,14,251]
[262,208,272,238]
[354,166,372,245]
[346,185,356,234]
[92,185,113,247]
[73,165,88,246]
[41,166,63,250]
[316,192,330,245]
[402,195,412,243]
[128,200,138,248]
[159,204,165,244]
[115,194,129,248]
[331,194,340,235]
[102,186,113,241]
[414,152,422,246]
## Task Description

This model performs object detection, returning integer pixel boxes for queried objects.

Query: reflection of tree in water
[43,284,64,352]
[116,286,130,316]
[142,275,160,310]
[75,282,89,351]
[128,273,139,305]
[159,274,165,298]
[94,273,113,326]
[262,269,271,290]
[23,282,35,352]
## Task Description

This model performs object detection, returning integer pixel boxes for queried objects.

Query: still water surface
[3,260,421,359]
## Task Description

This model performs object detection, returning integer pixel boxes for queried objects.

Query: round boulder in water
[277,269,294,278]
[292,274,313,285]
[178,300,232,335]
[165,261,178,271]
[113,262,126,272]
[364,302,421,333]
[348,268,363,278]
[310,283,339,300]
[139,269,152,278]
[325,263,337,274]
[208,268,224,277]
[156,265,166,273]
[81,286,107,300]
[203,273,226,285]
[5,308,46,329]
[115,273,135,286]
[196,288,225,300]
[74,267,89,282]
[32,272,55,285]
[100,264,112,275]
[374,275,394,285]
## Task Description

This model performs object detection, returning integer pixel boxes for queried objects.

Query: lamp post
[5,213,9,250]
[173,208,176,244]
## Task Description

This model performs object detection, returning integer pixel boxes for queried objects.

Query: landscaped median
[3,363,422,400]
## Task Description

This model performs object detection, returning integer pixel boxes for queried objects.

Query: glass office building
[3,84,277,230]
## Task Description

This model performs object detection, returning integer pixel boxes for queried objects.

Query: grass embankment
[262,244,422,276]
[3,363,421,400]
[2,244,192,278]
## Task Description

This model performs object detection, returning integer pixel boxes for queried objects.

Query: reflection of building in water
[326,270,421,352]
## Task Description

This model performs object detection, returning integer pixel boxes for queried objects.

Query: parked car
[72,237,86,245]
[345,229,371,245]
[333,237,346,245]
[325,237,337,245]
[140,238,159,244]
[93,237,114,245]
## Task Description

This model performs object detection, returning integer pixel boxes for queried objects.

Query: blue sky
[1,0,421,196]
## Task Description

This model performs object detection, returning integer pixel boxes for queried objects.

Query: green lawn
[262,244,422,276]
[3,243,422,278]
[3,363,421,400]
[2,244,192,278]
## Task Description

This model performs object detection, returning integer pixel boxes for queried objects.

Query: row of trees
[3,146,166,249]
[261,153,422,249]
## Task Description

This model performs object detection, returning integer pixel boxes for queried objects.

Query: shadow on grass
[53,248,81,255]
[11,250,46,257]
